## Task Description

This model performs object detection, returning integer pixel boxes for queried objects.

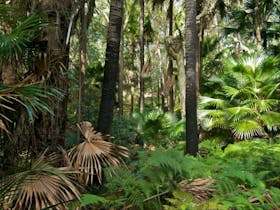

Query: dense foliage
[0,0,279,209]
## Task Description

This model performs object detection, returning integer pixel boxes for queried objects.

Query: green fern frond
[163,190,194,210]
[141,148,184,178]
[80,194,109,207]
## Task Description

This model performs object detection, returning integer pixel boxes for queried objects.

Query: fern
[80,194,109,207]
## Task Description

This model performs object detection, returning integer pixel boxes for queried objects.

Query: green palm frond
[0,15,45,61]
[225,106,259,121]
[199,96,228,109]
[241,55,265,73]
[0,4,13,19]
[245,99,279,112]
[202,117,227,130]
[260,112,280,131]
[259,83,279,98]
[1,155,80,210]
[231,120,264,139]
[207,75,226,85]
[0,83,63,125]
[223,86,257,100]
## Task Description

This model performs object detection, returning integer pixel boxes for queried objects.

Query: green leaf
[80,194,109,207]
[231,120,264,139]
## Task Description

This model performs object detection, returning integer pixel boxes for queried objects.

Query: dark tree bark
[97,0,124,134]
[129,38,136,116]
[118,27,125,116]
[185,0,198,155]
[167,0,174,112]
[139,0,145,113]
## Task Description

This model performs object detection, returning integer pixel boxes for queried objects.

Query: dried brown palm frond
[1,156,80,210]
[178,178,215,202]
[67,121,129,185]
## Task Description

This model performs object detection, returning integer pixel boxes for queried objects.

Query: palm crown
[199,54,280,140]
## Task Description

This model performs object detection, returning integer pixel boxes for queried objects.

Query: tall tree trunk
[254,0,261,46]
[167,0,174,112]
[139,0,145,113]
[97,0,124,134]
[129,38,136,116]
[77,0,87,142]
[77,0,95,141]
[157,48,165,111]
[118,29,124,115]
[196,24,203,96]
[185,0,198,155]
[31,0,72,153]
[118,0,137,116]
[165,36,185,116]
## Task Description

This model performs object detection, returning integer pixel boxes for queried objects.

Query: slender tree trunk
[167,0,174,112]
[165,36,185,116]
[97,0,124,134]
[118,0,137,116]
[254,0,261,46]
[139,0,145,113]
[77,0,95,141]
[118,29,124,115]
[158,48,165,111]
[185,0,198,155]
[77,0,87,142]
[196,24,203,96]
[129,38,136,116]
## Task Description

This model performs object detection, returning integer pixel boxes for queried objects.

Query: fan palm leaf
[199,96,228,109]
[225,106,259,121]
[260,112,280,131]
[231,120,264,140]
[1,156,80,210]
[244,99,279,112]
[0,15,45,61]
[68,121,129,184]
[0,83,63,133]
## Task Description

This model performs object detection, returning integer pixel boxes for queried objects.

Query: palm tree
[185,0,199,155]
[199,54,280,140]
[97,0,124,134]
